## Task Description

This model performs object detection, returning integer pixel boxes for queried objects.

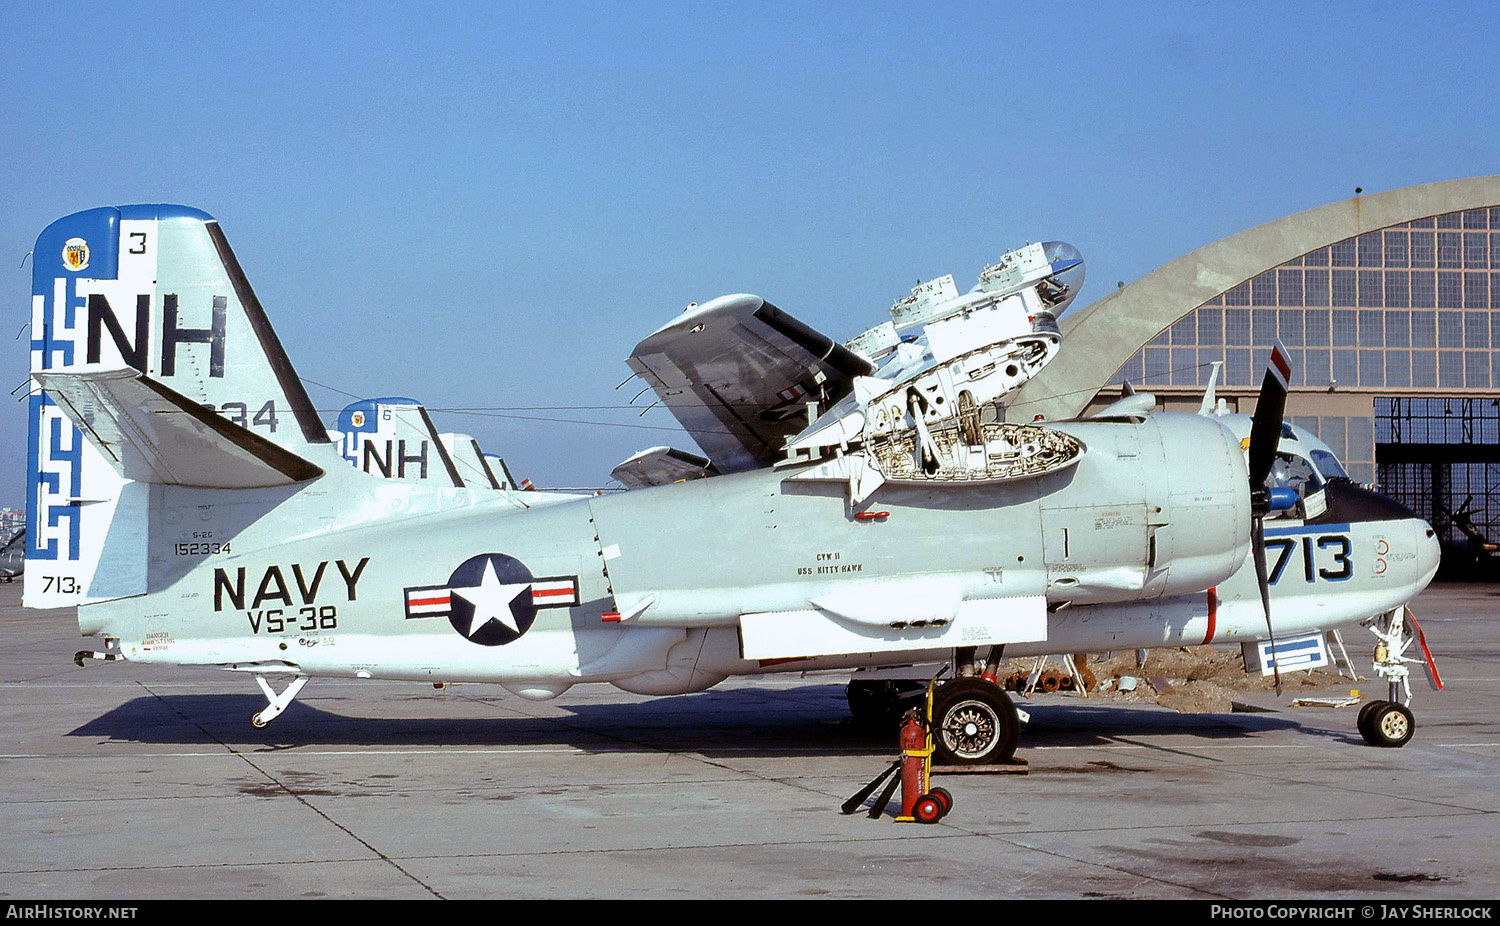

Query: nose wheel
[1358,699,1416,748]
[1359,607,1443,748]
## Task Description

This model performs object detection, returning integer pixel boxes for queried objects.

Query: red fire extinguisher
[839,675,955,823]
[897,710,928,819]
[897,709,952,823]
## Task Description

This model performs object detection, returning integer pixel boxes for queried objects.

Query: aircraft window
[1265,453,1323,500]
[1310,449,1351,481]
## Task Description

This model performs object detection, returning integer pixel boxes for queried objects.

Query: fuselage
[77,411,1264,696]
[71,408,1438,699]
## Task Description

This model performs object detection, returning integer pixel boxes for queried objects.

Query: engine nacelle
[1039,414,1251,604]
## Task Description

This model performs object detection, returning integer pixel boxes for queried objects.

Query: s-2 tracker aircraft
[26,206,1441,764]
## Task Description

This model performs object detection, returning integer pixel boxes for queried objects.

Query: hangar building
[1008,176,1500,577]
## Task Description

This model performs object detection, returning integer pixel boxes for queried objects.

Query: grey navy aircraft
[0,529,22,582]
[25,206,1441,765]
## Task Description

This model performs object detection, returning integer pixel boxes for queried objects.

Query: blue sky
[3,2,1498,495]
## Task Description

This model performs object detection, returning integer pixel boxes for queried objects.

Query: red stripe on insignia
[409,594,449,607]
[532,587,572,598]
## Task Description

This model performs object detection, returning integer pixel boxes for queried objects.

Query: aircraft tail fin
[30,205,330,451]
[1198,361,1224,416]
[440,433,503,489]
[26,205,330,609]
[329,398,530,494]
[331,398,464,486]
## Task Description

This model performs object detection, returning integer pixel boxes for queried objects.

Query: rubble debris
[998,646,1349,714]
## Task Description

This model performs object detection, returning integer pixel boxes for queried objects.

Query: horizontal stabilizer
[33,367,324,488]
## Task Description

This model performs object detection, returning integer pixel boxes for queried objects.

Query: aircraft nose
[1416,520,1441,585]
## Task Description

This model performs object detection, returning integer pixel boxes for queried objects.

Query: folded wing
[626,294,875,473]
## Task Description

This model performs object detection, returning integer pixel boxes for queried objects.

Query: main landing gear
[845,678,927,730]
[846,671,1023,766]
[930,677,1021,766]
[1357,607,1443,748]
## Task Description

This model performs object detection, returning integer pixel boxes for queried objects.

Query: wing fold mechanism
[33,367,324,488]
[627,294,876,475]
[627,241,1085,494]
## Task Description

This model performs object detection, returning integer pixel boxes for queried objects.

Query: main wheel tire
[932,678,1020,766]
[1362,701,1416,748]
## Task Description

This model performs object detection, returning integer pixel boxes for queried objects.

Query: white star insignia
[451,559,531,637]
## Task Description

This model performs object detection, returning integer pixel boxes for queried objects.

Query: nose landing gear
[1358,607,1442,748]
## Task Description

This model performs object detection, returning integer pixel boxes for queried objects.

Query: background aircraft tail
[26,205,331,608]
[332,397,464,486]
[331,397,528,491]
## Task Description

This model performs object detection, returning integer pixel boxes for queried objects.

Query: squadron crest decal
[61,237,90,272]
[404,553,579,646]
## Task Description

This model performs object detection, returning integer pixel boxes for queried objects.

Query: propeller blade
[1246,343,1292,697]
[1246,342,1292,487]
[1251,516,1282,696]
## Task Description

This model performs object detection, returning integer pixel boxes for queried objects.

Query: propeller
[1246,342,1292,696]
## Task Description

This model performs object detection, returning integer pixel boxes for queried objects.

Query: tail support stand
[251,674,309,728]
[74,639,124,667]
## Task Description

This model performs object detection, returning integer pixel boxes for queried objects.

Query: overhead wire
[295,360,1223,437]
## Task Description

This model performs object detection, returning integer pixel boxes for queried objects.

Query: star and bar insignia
[404,553,579,646]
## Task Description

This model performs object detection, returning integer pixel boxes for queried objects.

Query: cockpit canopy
[1257,422,1351,519]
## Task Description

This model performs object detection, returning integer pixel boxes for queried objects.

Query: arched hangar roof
[1009,175,1500,421]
